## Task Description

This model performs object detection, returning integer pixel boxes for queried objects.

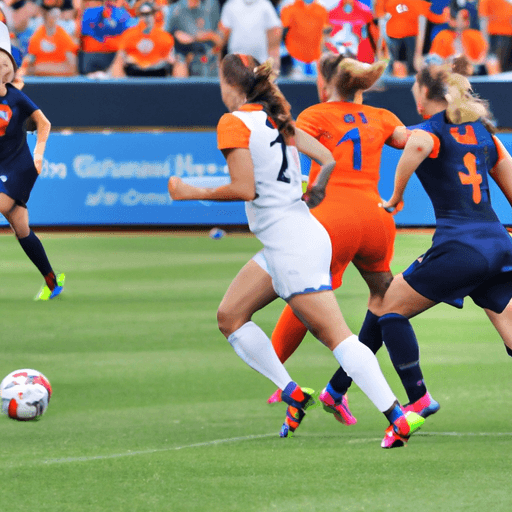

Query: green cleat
[34,273,65,301]
[381,410,425,449]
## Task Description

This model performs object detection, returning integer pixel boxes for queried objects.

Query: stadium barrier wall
[12,77,512,227]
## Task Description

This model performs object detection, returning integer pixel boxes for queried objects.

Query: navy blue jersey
[402,111,512,312]
[413,111,500,224]
[0,84,40,204]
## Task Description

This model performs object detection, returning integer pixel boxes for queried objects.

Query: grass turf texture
[1,231,511,511]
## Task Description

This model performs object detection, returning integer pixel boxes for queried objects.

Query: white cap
[0,22,17,71]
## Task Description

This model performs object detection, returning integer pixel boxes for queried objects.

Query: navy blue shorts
[403,224,512,313]
[0,149,38,206]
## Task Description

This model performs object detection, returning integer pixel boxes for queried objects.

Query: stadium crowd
[1,0,511,79]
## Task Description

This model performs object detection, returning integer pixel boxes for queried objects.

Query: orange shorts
[311,188,396,289]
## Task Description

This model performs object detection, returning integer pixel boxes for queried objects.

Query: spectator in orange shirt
[429,9,487,75]
[374,0,448,76]
[478,0,512,73]
[109,1,175,77]
[19,0,78,77]
[279,0,329,78]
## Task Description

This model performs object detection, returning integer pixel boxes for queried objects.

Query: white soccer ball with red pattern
[0,369,52,421]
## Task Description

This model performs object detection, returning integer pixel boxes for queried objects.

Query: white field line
[39,431,512,465]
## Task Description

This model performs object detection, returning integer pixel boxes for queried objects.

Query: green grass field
[1,230,511,511]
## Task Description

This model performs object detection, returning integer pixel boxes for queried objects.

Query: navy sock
[379,313,427,404]
[359,310,384,354]
[506,345,512,357]
[18,230,54,282]
[384,402,403,424]
[329,310,383,396]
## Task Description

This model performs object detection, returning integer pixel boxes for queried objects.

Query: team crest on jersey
[0,104,12,136]
[136,38,154,54]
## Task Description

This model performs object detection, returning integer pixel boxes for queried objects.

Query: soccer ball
[0,369,52,421]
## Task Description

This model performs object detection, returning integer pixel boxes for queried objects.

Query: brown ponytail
[220,54,295,139]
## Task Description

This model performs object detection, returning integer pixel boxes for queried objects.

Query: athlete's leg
[373,274,437,404]
[0,195,58,290]
[486,302,512,356]
[287,290,403,418]
[217,259,303,392]
[271,305,308,363]
[328,270,394,396]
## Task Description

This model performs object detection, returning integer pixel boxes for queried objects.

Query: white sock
[332,334,396,412]
[227,321,293,390]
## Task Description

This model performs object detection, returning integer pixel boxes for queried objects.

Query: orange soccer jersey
[296,101,403,286]
[280,0,329,64]
[478,0,512,36]
[119,22,174,68]
[27,25,78,65]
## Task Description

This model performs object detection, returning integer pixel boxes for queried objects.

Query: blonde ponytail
[445,73,489,125]
[333,58,387,99]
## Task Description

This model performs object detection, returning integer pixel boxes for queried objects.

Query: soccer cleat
[319,388,357,425]
[381,410,425,449]
[267,388,282,404]
[404,392,440,419]
[279,383,317,438]
[34,273,65,301]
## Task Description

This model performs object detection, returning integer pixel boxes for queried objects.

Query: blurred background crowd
[1,0,511,79]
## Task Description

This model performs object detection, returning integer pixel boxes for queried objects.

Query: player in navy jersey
[374,67,512,447]
[0,22,64,300]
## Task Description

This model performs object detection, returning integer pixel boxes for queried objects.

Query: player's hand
[379,198,404,214]
[302,185,325,209]
[168,176,199,200]
[34,155,43,175]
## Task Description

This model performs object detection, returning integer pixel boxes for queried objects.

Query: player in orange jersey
[268,53,410,427]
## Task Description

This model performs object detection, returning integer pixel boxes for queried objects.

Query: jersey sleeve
[13,87,39,119]
[408,121,440,158]
[280,4,292,27]
[217,113,251,150]
[296,109,322,138]
[492,135,509,166]
[380,109,405,138]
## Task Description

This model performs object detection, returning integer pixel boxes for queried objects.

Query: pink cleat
[381,410,425,449]
[403,392,440,419]
[267,388,282,404]
[319,388,357,425]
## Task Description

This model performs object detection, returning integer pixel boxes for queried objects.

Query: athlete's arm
[386,126,409,149]
[295,128,334,166]
[381,129,433,211]
[168,148,256,201]
[31,109,51,175]
[295,128,335,208]
[489,137,512,207]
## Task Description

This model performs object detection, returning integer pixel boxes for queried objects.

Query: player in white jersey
[168,53,423,445]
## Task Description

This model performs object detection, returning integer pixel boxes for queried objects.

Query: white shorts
[251,203,332,300]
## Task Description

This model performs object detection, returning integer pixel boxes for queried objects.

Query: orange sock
[271,304,308,363]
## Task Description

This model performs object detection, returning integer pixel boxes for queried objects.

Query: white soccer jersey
[217,103,302,233]
[217,103,332,299]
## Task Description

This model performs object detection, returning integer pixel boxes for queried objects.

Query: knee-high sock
[228,321,293,390]
[271,304,308,363]
[18,230,54,280]
[379,313,427,403]
[329,310,383,396]
[332,334,396,413]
